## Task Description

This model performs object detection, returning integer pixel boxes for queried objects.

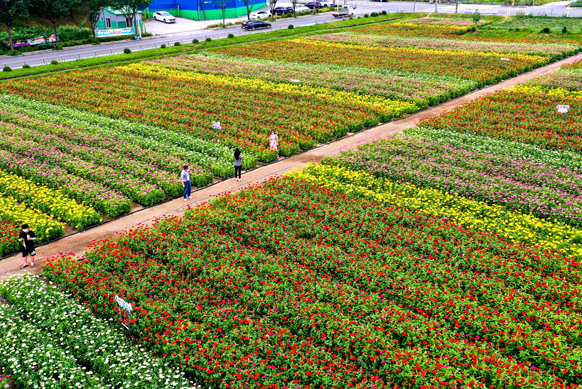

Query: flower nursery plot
[216,39,547,85]
[44,177,582,389]
[0,64,415,161]
[149,53,476,108]
[0,275,197,389]
[351,20,475,38]
[421,85,582,152]
[307,32,578,59]
[326,136,582,227]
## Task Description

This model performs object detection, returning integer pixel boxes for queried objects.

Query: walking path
[1,52,579,280]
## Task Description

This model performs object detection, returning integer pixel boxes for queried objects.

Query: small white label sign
[557,104,570,113]
[115,295,133,312]
[500,58,510,61]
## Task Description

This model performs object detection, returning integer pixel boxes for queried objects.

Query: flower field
[149,53,476,109]
[216,39,547,85]
[421,77,582,153]
[0,64,415,161]
[0,275,197,389]
[307,33,578,59]
[43,175,582,389]
[352,20,475,37]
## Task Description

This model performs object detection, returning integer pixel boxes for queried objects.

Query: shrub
[50,60,58,65]
[364,13,369,17]
[161,44,166,48]
[370,12,378,16]
[124,47,131,54]
[228,33,234,38]
[192,38,199,43]
[473,11,480,23]
[542,27,550,33]
[174,41,180,46]
[2,66,11,72]
[205,37,212,42]
[288,24,294,29]
[22,64,30,69]
[562,26,568,34]
[381,10,387,15]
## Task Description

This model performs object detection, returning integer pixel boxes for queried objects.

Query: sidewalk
[0,51,579,280]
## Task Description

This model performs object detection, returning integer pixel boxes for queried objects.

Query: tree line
[0,0,152,53]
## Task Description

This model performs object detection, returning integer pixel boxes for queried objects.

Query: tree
[211,0,229,27]
[243,0,257,20]
[32,0,79,46]
[267,0,277,16]
[290,0,298,17]
[0,0,30,54]
[80,0,113,42]
[110,0,151,37]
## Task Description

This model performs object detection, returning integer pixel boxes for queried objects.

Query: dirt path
[1,52,579,279]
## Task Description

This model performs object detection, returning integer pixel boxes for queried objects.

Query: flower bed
[216,39,547,85]
[404,126,582,171]
[307,32,578,59]
[149,53,476,108]
[0,275,197,389]
[0,94,249,177]
[0,218,18,257]
[292,163,582,256]
[526,67,582,91]
[44,177,582,389]
[0,64,415,161]
[0,169,101,230]
[352,21,475,37]
[326,136,582,227]
[0,195,64,242]
[420,85,582,152]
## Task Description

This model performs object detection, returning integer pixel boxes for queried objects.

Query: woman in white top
[269,131,279,152]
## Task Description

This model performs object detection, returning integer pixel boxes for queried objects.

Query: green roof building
[95,8,144,38]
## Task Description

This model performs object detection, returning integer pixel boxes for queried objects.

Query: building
[95,8,144,38]
[146,0,267,21]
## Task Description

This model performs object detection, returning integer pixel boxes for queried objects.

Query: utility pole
[435,0,438,12]
[413,0,416,12]
[455,0,458,12]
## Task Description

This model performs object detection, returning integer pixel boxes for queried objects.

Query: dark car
[305,1,324,8]
[241,19,272,30]
[273,6,294,14]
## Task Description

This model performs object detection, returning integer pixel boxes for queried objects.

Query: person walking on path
[270,131,279,153]
[234,148,243,182]
[19,224,37,269]
[181,165,192,201]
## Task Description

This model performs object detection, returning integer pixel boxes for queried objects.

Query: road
[0,0,578,69]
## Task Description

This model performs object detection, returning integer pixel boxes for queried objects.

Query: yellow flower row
[289,39,547,63]
[126,63,417,116]
[289,164,582,257]
[0,169,102,230]
[391,21,471,33]
[512,84,582,98]
[0,194,64,242]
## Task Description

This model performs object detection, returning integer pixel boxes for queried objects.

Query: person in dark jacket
[234,149,243,182]
[19,224,37,269]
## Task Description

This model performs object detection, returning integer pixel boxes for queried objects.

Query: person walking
[234,148,243,182]
[19,224,37,269]
[269,131,279,153]
[181,165,192,201]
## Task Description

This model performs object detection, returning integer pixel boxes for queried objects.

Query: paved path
[1,51,580,280]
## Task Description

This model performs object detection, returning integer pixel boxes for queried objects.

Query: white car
[153,11,176,23]
[250,10,272,18]
[294,4,310,12]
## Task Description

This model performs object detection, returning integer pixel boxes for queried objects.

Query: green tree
[211,0,229,27]
[0,0,30,54]
[32,0,80,45]
[110,0,151,37]
[80,0,112,42]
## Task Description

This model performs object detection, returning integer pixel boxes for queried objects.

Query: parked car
[153,11,176,23]
[294,4,310,12]
[241,19,272,30]
[305,1,324,8]
[250,10,272,18]
[273,6,294,14]
[332,5,355,17]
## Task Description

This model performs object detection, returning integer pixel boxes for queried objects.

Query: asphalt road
[0,0,578,69]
